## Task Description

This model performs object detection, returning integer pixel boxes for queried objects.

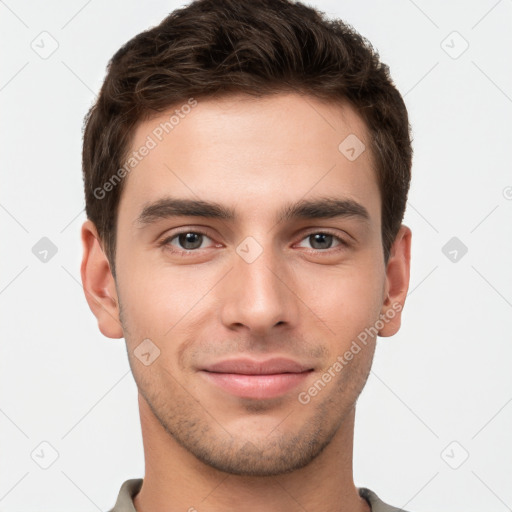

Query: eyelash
[158,229,350,255]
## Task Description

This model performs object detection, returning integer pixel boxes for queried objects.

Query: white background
[1,0,511,510]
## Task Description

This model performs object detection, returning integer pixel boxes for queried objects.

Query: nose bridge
[219,234,298,334]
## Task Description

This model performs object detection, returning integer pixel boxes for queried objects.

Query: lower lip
[200,371,312,400]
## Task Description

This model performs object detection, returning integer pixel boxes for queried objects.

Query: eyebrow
[135,195,370,227]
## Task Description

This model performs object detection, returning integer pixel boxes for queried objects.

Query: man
[80,0,413,510]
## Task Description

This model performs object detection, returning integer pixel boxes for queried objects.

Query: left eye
[296,232,347,251]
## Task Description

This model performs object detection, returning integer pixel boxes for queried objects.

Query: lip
[202,357,311,375]
[200,358,314,400]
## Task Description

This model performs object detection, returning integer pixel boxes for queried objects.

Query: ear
[378,224,412,337]
[80,219,124,339]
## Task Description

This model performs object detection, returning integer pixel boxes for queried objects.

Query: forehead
[117,92,380,228]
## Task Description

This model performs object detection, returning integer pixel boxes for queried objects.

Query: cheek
[117,253,187,325]
[295,259,384,337]
[116,261,213,369]
[118,242,385,351]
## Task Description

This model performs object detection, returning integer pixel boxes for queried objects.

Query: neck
[133,393,370,512]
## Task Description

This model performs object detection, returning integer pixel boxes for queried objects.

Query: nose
[218,240,300,337]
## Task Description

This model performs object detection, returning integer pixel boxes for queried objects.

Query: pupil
[311,233,332,249]
[180,233,202,250]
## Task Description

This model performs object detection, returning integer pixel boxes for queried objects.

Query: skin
[81,92,411,512]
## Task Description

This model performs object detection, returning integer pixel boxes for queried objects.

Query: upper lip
[201,358,313,375]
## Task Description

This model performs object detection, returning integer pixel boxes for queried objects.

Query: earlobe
[378,225,412,338]
[80,220,124,339]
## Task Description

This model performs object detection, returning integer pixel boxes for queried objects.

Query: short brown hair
[82,0,412,277]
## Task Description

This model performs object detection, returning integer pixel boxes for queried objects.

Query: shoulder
[106,478,143,512]
[358,487,413,512]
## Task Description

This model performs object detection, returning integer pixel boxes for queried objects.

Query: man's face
[111,93,393,476]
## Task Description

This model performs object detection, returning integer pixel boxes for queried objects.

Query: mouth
[199,358,314,400]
